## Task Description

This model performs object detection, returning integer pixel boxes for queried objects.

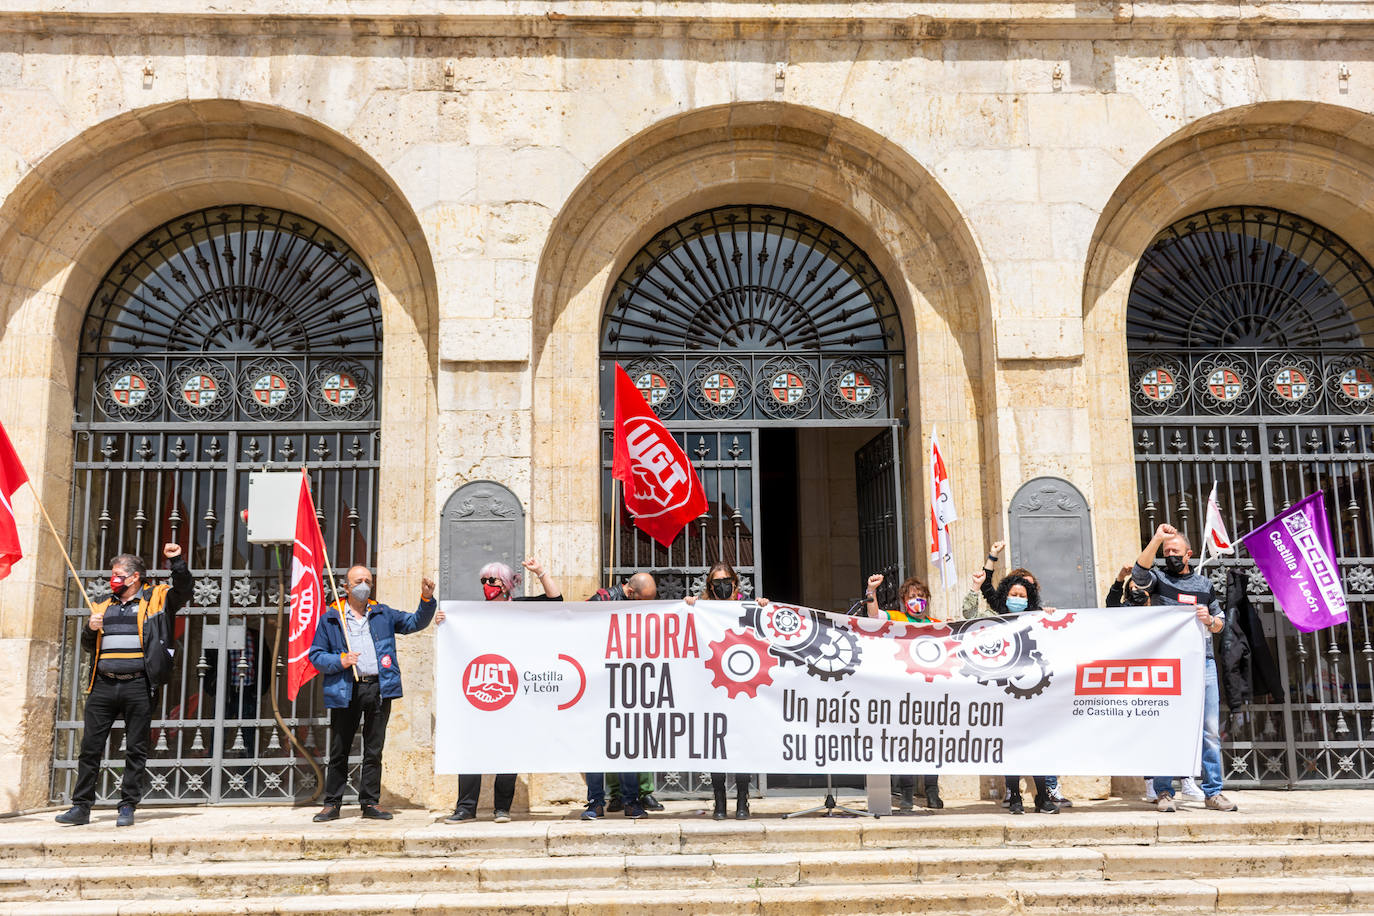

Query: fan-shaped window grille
[600,205,905,423]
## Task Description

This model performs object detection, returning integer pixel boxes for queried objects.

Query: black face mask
[1125,585,1151,606]
[708,579,734,600]
[1164,555,1187,576]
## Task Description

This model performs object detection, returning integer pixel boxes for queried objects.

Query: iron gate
[1128,205,1374,787]
[598,205,908,795]
[51,205,384,804]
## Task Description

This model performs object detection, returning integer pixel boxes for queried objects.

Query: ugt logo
[623,417,691,516]
[463,654,518,711]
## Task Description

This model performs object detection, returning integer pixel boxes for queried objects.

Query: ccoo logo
[463,654,519,711]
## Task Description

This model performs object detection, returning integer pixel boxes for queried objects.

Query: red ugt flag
[611,363,708,547]
[287,469,327,701]
[0,420,29,581]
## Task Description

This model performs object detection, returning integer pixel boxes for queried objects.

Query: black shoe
[623,800,646,819]
[896,785,915,811]
[1008,795,1025,815]
[360,804,393,821]
[493,810,511,823]
[735,796,750,820]
[115,805,135,827]
[925,786,944,810]
[1034,796,1060,815]
[640,793,665,812]
[445,809,476,824]
[313,804,341,823]
[712,787,727,821]
[55,805,89,826]
[580,803,604,821]
[605,797,624,813]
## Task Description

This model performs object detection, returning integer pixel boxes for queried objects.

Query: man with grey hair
[308,564,436,822]
[57,543,192,827]
[1135,523,1237,813]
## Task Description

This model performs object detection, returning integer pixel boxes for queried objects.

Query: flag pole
[25,480,98,616]
[306,469,357,683]
[608,477,618,591]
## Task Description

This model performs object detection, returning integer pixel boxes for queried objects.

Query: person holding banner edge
[445,558,561,824]
[863,571,944,811]
[308,565,437,823]
[1135,523,1237,813]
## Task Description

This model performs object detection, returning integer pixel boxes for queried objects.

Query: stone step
[4,844,1374,902]
[5,812,1370,867]
[6,878,1374,915]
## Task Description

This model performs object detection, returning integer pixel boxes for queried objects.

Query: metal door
[51,205,383,804]
[855,427,906,608]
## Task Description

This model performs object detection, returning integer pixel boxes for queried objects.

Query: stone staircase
[3,792,1374,914]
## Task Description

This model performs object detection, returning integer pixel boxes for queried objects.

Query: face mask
[110,574,129,596]
[709,579,734,600]
[1005,596,1029,613]
[905,596,929,618]
[1125,586,1151,606]
[349,582,372,602]
[482,583,505,601]
[1164,555,1187,575]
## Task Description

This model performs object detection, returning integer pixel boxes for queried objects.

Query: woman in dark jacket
[445,558,561,824]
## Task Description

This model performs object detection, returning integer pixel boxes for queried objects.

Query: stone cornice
[0,3,1373,40]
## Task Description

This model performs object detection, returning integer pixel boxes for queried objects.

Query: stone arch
[1082,101,1374,572]
[528,101,994,600]
[0,99,438,809]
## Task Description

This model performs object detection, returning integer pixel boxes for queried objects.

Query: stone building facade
[0,1,1371,811]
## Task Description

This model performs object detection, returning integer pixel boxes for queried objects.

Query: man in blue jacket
[308,564,437,822]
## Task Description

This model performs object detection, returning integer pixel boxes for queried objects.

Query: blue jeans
[585,772,640,806]
[1154,655,1223,798]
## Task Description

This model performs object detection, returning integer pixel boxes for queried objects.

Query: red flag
[287,469,327,701]
[611,363,708,547]
[0,420,29,580]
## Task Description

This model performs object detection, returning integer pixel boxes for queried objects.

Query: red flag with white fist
[287,469,327,701]
[611,363,708,547]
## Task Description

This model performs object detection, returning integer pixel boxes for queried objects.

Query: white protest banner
[435,601,1204,776]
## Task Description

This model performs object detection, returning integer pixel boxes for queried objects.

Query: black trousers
[1005,775,1048,798]
[324,679,391,807]
[454,773,516,815]
[896,775,939,791]
[72,675,153,809]
[710,773,750,792]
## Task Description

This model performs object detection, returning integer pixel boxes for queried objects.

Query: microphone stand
[782,773,876,818]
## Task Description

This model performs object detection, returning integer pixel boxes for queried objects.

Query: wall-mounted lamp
[444,59,456,90]
[1339,63,1351,91]
[142,60,154,90]
[775,61,786,93]
[1052,63,1064,91]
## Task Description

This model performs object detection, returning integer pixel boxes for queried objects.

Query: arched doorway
[1127,204,1374,786]
[599,204,908,794]
[51,205,384,804]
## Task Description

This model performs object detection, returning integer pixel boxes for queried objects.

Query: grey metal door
[1128,205,1374,787]
[51,205,384,804]
[855,427,906,608]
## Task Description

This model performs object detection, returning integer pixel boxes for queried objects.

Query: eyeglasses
[480,577,503,586]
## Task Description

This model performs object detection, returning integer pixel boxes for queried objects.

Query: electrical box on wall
[245,472,302,544]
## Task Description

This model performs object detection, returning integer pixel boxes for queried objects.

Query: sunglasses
[479,577,503,586]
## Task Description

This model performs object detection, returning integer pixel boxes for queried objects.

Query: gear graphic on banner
[704,627,779,698]
[953,617,1045,688]
[893,623,963,681]
[1036,607,1077,630]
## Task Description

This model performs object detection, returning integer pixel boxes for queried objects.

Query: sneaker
[1008,795,1025,815]
[1204,793,1238,812]
[1034,797,1060,815]
[605,797,624,813]
[1048,787,1073,808]
[623,801,646,819]
[1156,794,1177,813]
[55,806,90,826]
[580,803,604,821]
[445,810,476,824]
[1144,780,1158,802]
[640,793,665,812]
[492,810,511,823]
[115,805,135,828]
[1179,777,1206,801]
[360,804,394,821]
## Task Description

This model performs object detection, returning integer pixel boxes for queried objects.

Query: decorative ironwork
[621,357,683,419]
[1129,205,1374,788]
[686,357,751,420]
[1127,206,1371,350]
[824,358,886,419]
[55,206,384,806]
[755,355,818,420]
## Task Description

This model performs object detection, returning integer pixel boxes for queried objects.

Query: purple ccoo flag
[1245,491,1349,633]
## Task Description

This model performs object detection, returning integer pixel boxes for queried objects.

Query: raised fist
[865,573,884,593]
[972,570,987,589]
[420,577,435,600]
[163,543,182,559]
[990,540,1006,556]
[1155,524,1178,540]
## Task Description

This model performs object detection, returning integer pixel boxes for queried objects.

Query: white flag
[930,428,957,590]
[1196,482,1234,573]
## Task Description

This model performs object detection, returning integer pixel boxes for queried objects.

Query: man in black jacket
[56,543,192,827]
